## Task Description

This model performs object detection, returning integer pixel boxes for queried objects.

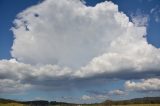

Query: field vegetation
[0,103,160,106]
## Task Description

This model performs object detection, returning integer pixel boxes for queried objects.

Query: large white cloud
[12,0,122,68]
[0,0,160,92]
[11,0,160,76]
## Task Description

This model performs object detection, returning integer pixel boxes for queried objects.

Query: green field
[0,103,25,106]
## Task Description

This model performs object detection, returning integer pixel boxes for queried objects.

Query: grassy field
[0,103,26,106]
[81,104,160,106]
[0,103,160,106]
[110,104,160,106]
[49,104,160,106]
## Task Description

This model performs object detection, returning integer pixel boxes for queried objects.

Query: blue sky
[0,0,160,103]
[0,0,40,59]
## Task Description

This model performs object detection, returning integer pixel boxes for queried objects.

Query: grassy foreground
[0,103,25,106]
[0,103,160,106]
[81,104,160,106]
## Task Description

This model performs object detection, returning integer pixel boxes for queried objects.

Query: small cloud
[34,97,46,100]
[81,94,107,101]
[86,89,126,99]
[131,10,149,26]
[61,96,74,100]
[150,6,160,23]
[109,89,126,95]
[150,8,156,14]
[155,16,160,22]
[81,95,93,100]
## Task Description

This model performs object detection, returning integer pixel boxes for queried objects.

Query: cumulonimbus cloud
[0,0,160,92]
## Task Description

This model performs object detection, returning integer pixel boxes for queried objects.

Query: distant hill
[21,100,49,106]
[103,97,160,105]
[0,98,76,106]
[0,98,18,103]
[0,96,160,105]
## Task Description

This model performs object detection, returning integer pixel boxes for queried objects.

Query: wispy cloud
[131,9,150,26]
[150,6,160,22]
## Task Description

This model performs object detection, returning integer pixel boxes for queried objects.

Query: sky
[0,0,160,103]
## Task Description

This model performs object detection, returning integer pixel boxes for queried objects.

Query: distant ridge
[0,96,160,105]
[0,98,18,103]
[131,97,160,101]
[103,97,160,105]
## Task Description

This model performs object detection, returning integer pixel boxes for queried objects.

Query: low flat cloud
[109,89,126,95]
[86,89,126,98]
[0,79,31,93]
[0,0,160,93]
[81,94,108,101]
[81,95,93,100]
[125,78,160,92]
